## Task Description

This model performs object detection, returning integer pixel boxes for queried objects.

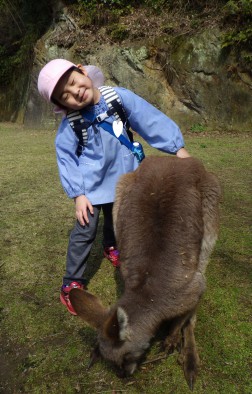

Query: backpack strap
[66,86,133,156]
[67,110,92,156]
[99,86,133,142]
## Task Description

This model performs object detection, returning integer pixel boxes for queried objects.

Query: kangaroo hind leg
[178,315,200,391]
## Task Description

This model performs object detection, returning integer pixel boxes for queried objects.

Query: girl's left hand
[176,148,190,158]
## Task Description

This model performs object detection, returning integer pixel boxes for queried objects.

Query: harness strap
[67,110,90,156]
[66,86,133,156]
[99,86,133,142]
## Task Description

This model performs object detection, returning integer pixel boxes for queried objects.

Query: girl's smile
[52,65,100,110]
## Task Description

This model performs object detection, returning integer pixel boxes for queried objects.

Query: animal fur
[70,156,221,389]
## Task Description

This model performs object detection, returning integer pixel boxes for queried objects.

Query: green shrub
[222,27,252,48]
[75,0,133,27]
[77,0,130,9]
[107,23,129,41]
[221,0,252,65]
[223,0,252,18]
[190,123,206,133]
[0,0,53,88]
[0,47,14,86]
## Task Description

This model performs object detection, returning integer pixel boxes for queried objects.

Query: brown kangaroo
[70,156,221,390]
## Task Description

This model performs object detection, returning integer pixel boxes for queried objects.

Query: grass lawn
[0,123,251,394]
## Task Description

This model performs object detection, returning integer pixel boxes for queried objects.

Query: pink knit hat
[37,59,105,103]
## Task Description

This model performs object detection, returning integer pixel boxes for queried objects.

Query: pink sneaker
[103,246,121,268]
[60,281,84,315]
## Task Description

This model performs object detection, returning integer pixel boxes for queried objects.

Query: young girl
[37,58,190,315]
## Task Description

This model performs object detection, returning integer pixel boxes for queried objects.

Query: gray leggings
[63,203,116,286]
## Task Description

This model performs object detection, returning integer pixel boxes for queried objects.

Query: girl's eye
[71,79,75,85]
[63,94,69,102]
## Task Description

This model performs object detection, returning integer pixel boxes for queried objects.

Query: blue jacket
[55,87,185,204]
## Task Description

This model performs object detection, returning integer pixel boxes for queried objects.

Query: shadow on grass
[213,247,251,282]
[79,217,125,298]
[80,220,105,287]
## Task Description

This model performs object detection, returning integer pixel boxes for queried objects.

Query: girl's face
[52,65,100,110]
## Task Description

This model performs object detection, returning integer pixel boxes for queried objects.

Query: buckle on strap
[96,111,109,122]
[96,108,115,123]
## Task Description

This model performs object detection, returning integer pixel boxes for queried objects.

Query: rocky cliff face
[14,7,252,131]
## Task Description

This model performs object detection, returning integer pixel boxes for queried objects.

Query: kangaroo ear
[69,288,108,329]
[104,306,131,342]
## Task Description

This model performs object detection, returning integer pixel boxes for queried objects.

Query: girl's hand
[176,147,190,158]
[74,195,94,226]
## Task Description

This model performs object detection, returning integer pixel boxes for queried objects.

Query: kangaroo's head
[69,288,150,376]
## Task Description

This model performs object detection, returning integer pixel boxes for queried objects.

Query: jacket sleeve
[55,117,85,198]
[115,87,185,154]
